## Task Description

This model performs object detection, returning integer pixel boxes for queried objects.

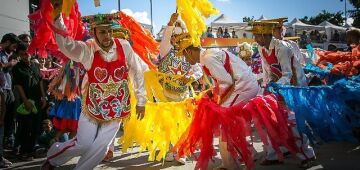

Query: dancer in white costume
[41,3,147,170]
[248,21,316,168]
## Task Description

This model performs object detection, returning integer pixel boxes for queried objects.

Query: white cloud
[113,8,152,25]
[347,17,354,25]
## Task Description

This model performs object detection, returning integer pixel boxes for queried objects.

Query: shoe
[260,159,284,166]
[41,160,55,170]
[165,152,175,162]
[299,157,316,169]
[176,157,186,165]
[283,151,291,158]
[102,150,114,162]
[0,161,10,168]
[2,157,12,166]
[0,158,11,168]
[34,147,47,158]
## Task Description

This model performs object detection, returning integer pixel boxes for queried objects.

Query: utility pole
[345,0,347,23]
[341,0,348,23]
[150,0,154,35]
[118,0,121,11]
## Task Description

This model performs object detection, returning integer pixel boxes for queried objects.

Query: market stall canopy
[287,18,324,30]
[318,21,346,31]
[211,14,246,27]
[257,15,268,21]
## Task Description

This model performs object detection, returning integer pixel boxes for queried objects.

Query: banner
[201,38,254,48]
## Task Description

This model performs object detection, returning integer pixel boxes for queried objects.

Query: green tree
[300,10,344,26]
[243,16,255,22]
[348,0,360,27]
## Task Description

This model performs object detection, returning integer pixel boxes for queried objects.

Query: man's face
[94,26,113,49]
[273,27,282,40]
[19,50,30,63]
[4,42,17,53]
[254,34,266,47]
[42,122,52,132]
[183,47,200,65]
[21,36,31,46]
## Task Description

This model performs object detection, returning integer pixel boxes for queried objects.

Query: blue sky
[77,0,353,34]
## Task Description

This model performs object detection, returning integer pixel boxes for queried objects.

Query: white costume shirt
[259,38,307,86]
[200,49,260,107]
[54,17,147,106]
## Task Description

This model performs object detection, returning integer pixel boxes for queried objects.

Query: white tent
[210,14,249,38]
[211,14,245,27]
[287,18,324,30]
[318,21,346,42]
[257,15,267,21]
[318,21,346,31]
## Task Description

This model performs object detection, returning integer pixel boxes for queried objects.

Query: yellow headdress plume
[176,0,219,47]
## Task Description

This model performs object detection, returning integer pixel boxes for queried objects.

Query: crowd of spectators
[0,33,66,168]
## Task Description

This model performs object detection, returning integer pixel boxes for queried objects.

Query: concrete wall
[0,0,30,38]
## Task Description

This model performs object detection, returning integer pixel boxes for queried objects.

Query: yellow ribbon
[119,81,200,161]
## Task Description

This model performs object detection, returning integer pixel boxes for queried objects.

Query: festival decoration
[316,50,360,76]
[267,76,360,144]
[119,83,197,161]
[176,0,219,47]
[28,0,85,62]
[117,12,159,70]
[174,95,298,170]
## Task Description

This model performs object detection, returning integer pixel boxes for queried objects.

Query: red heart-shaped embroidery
[114,67,125,80]
[94,67,108,82]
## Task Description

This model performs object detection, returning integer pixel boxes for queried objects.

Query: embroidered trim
[82,82,131,124]
[94,67,108,82]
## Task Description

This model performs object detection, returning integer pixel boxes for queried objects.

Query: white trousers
[47,114,121,170]
[219,86,260,169]
[264,113,315,161]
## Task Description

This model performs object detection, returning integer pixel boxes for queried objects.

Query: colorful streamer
[117,12,159,70]
[176,0,219,47]
[28,0,85,62]
[119,86,197,161]
[267,77,360,144]
[174,94,297,170]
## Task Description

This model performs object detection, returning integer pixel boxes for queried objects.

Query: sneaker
[283,151,291,158]
[34,147,47,158]
[102,150,114,162]
[0,157,12,168]
[0,161,10,168]
[165,152,175,162]
[176,157,186,165]
[2,157,12,166]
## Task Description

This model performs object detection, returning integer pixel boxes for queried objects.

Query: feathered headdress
[176,0,219,47]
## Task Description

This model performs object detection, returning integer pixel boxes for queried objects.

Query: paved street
[5,136,360,170]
